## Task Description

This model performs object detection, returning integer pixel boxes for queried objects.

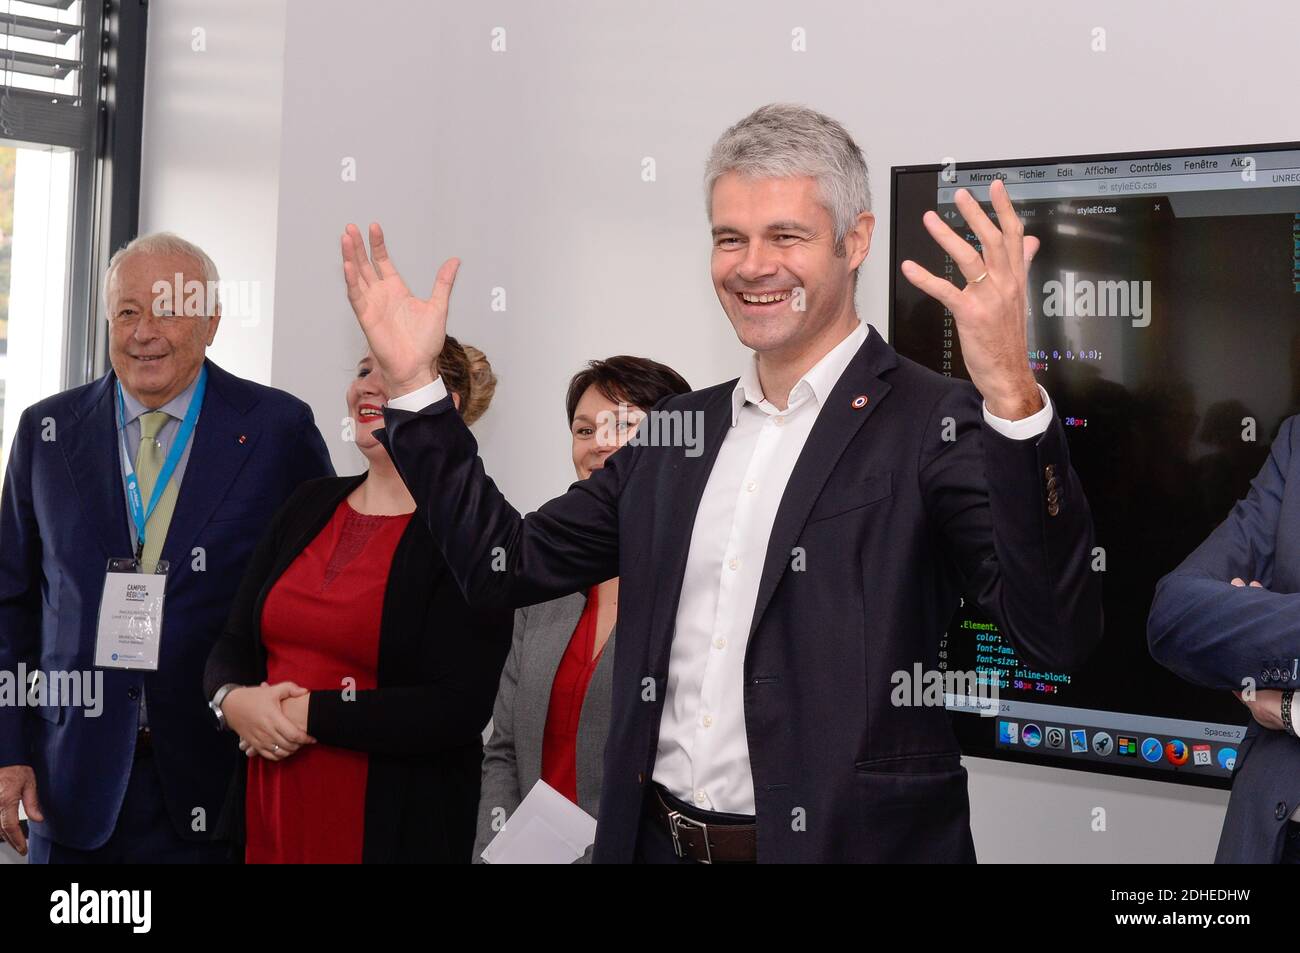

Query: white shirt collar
[730,321,869,426]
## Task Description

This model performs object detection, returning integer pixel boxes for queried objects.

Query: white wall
[142,0,1300,861]
[138,0,289,384]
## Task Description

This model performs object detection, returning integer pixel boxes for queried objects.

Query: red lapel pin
[238,434,247,444]
[851,395,868,409]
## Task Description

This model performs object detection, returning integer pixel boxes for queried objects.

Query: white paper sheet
[480,779,597,864]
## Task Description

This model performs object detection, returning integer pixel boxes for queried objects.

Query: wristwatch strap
[209,683,240,731]
[1283,690,1296,737]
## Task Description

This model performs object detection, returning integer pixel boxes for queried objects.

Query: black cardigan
[203,473,513,863]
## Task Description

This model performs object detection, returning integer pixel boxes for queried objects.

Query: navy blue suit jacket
[1149,417,1300,863]
[0,358,334,851]
[381,327,1102,862]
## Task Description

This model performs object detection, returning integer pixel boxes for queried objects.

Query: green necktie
[134,411,179,573]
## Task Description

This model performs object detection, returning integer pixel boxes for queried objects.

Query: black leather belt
[648,785,757,863]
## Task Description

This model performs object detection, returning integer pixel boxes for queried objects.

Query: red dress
[540,586,607,804]
[245,499,413,864]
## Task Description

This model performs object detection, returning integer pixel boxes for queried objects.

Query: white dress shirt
[389,323,1054,814]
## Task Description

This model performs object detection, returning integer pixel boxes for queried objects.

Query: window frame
[63,0,148,387]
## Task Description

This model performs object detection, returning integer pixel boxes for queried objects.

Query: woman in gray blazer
[473,356,690,862]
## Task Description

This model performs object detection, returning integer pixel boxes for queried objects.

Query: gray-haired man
[0,233,333,862]
[346,103,1101,862]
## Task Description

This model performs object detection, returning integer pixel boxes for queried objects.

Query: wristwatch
[209,683,240,731]
[1282,690,1296,737]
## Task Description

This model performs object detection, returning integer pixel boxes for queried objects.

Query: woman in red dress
[205,338,512,863]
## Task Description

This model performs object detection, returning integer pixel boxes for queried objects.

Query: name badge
[94,557,168,671]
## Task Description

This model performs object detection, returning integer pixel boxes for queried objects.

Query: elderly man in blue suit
[1150,418,1300,863]
[0,233,333,862]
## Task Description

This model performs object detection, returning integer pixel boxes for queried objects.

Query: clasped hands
[221,681,315,762]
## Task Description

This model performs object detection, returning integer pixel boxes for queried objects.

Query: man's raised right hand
[340,222,461,398]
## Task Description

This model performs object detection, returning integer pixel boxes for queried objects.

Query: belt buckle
[666,810,712,864]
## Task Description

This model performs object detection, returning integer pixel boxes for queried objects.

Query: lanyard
[116,365,207,561]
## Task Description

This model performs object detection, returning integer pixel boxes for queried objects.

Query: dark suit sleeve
[306,601,513,756]
[1148,416,1300,692]
[920,384,1102,673]
[291,405,336,485]
[379,396,628,609]
[0,408,41,766]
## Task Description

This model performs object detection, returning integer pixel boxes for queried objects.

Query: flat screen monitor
[889,141,1300,788]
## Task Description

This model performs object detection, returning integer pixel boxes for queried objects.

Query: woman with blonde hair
[205,337,512,863]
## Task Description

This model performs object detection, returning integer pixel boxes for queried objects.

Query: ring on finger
[969,271,989,285]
